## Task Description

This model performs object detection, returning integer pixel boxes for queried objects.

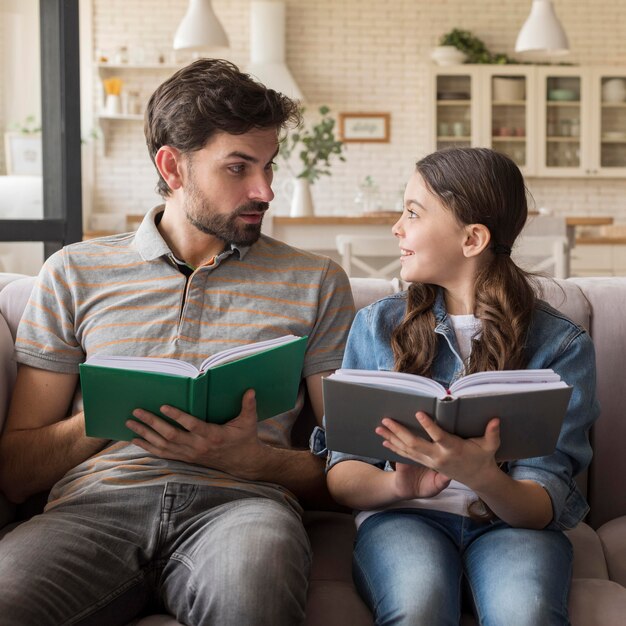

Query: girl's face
[392,172,470,287]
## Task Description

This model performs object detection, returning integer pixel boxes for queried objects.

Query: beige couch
[2,273,626,625]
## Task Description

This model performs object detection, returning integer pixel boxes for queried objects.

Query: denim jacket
[325,289,600,530]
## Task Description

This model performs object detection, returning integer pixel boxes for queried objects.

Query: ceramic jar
[602,79,626,103]
[430,46,467,66]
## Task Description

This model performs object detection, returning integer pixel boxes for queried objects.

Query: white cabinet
[431,66,536,175]
[536,67,626,177]
[431,65,626,178]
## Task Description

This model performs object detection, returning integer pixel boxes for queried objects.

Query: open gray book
[323,369,572,463]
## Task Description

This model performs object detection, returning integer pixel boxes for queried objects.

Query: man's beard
[184,172,269,246]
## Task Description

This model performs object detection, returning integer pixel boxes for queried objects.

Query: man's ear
[155,146,185,192]
[462,223,491,258]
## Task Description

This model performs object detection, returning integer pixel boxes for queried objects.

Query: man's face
[181,128,279,246]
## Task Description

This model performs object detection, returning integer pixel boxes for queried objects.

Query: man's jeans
[0,483,311,625]
[353,508,572,626]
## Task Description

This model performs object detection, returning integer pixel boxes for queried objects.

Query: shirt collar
[132,205,251,262]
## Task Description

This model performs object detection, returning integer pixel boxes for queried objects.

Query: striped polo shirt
[15,206,355,512]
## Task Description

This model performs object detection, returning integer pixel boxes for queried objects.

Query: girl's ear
[155,146,184,192]
[462,223,491,258]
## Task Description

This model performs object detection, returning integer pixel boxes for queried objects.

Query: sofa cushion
[0,276,35,340]
[597,517,626,587]
[569,278,626,528]
[566,522,609,580]
[537,277,590,331]
[569,578,626,625]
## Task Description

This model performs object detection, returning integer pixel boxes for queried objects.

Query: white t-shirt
[356,314,484,527]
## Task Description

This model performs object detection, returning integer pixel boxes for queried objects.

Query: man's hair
[144,58,301,198]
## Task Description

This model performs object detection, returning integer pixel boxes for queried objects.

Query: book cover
[80,335,308,441]
[323,371,572,463]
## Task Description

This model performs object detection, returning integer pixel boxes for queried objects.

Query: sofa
[2,272,626,625]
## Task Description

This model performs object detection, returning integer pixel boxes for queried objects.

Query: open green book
[80,335,308,441]
[323,368,572,462]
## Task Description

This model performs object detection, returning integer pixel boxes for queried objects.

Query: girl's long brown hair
[391,148,536,376]
[391,148,537,521]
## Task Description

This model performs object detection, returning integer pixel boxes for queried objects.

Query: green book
[80,335,308,441]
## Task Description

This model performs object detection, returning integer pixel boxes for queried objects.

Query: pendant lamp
[247,1,304,101]
[515,0,569,56]
[173,0,229,51]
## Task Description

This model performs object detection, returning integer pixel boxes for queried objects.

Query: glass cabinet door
[595,71,626,176]
[483,67,535,174]
[537,68,587,176]
[432,68,480,151]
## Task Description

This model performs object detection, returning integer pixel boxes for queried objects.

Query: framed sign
[4,132,43,175]
[339,112,390,143]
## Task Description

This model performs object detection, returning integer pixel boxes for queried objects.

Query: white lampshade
[515,0,569,56]
[173,0,229,51]
[247,1,304,101]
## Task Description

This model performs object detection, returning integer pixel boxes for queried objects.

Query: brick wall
[90,0,626,224]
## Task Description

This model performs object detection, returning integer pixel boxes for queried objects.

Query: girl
[326,147,599,626]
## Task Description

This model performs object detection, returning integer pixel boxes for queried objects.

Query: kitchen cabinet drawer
[612,245,626,272]
[571,245,612,271]
[570,243,626,276]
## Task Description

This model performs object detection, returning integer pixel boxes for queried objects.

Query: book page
[199,334,301,371]
[331,369,448,399]
[450,369,560,389]
[84,355,199,377]
[454,380,569,397]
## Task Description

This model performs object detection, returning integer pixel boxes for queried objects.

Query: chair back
[512,235,570,278]
[336,234,401,279]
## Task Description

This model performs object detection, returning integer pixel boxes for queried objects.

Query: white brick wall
[89,0,626,223]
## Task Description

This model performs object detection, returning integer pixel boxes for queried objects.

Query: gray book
[323,369,572,463]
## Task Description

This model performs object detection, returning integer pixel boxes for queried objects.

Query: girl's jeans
[0,483,310,625]
[353,508,572,626]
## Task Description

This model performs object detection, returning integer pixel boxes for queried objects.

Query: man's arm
[126,371,335,509]
[0,365,107,503]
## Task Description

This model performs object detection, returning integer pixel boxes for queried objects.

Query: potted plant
[279,106,346,216]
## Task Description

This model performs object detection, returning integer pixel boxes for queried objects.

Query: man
[0,59,354,625]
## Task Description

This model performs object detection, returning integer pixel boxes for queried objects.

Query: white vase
[289,178,314,217]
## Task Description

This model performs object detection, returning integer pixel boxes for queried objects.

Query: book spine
[435,397,459,434]
[190,372,209,421]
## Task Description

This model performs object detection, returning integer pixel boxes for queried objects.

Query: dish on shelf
[547,89,578,101]
[492,77,525,102]
[436,91,470,100]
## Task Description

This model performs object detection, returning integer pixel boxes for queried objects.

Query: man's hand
[127,389,269,479]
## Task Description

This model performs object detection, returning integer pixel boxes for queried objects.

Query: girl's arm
[378,413,553,529]
[327,457,450,510]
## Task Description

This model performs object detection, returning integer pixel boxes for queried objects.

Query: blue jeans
[353,508,572,626]
[0,483,311,625]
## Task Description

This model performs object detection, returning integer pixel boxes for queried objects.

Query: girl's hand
[376,411,501,490]
[393,462,451,500]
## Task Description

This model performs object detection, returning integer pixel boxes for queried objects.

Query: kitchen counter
[576,237,626,245]
[272,215,614,227]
